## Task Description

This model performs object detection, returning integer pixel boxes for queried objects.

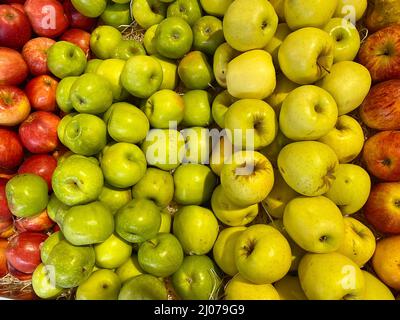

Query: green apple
[143,24,159,55]
[56,76,79,113]
[269,0,285,21]
[72,0,107,17]
[85,59,103,74]
[221,151,274,206]
[6,174,48,218]
[172,255,221,300]
[181,127,211,164]
[47,41,87,79]
[336,217,376,267]
[200,0,233,16]
[278,27,334,84]
[284,0,337,30]
[212,226,246,276]
[182,90,212,127]
[277,141,339,196]
[178,51,214,90]
[141,129,185,171]
[210,136,235,176]
[100,2,132,28]
[32,264,64,299]
[111,40,146,60]
[138,233,183,277]
[76,269,121,300]
[104,102,149,144]
[193,16,224,55]
[265,73,299,115]
[225,274,280,300]
[318,115,364,163]
[101,142,147,188]
[223,0,278,52]
[151,54,178,90]
[316,61,371,115]
[52,155,104,206]
[259,130,292,167]
[325,164,371,215]
[116,255,144,283]
[154,17,193,59]
[118,274,168,300]
[227,50,276,100]
[173,205,219,255]
[132,168,174,208]
[159,209,172,233]
[211,185,258,226]
[70,73,113,114]
[173,164,217,205]
[46,240,95,288]
[115,198,161,243]
[131,0,167,29]
[274,275,308,300]
[95,234,132,269]
[323,18,360,62]
[283,196,345,253]
[98,184,132,214]
[334,0,367,22]
[90,26,123,59]
[47,194,70,224]
[40,231,64,264]
[59,113,107,156]
[96,59,128,101]
[235,224,292,284]
[298,252,365,300]
[264,23,291,67]
[167,0,202,26]
[279,85,338,141]
[224,99,277,150]
[213,42,239,88]
[121,55,163,98]
[142,89,185,128]
[211,90,237,128]
[362,271,395,300]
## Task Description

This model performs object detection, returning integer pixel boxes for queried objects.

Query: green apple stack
[33,0,392,301]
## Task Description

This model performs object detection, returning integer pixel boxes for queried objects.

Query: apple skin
[0,238,9,277]
[211,90,237,128]
[358,24,400,83]
[335,0,367,22]
[131,0,167,29]
[0,85,30,127]
[360,80,400,130]
[60,28,91,57]
[25,75,58,112]
[0,48,28,86]
[264,23,291,68]
[76,269,121,300]
[143,24,159,55]
[100,2,132,28]
[274,275,308,300]
[47,193,70,225]
[192,15,224,55]
[362,271,395,300]
[178,51,214,90]
[260,130,292,167]
[15,208,54,233]
[0,4,31,49]
[118,274,168,300]
[151,54,178,90]
[112,39,146,60]
[98,184,132,215]
[0,128,24,170]
[200,0,233,17]
[32,263,64,299]
[55,76,78,113]
[167,0,203,26]
[213,42,239,88]
[0,179,13,224]
[116,255,144,283]
[182,90,212,127]
[71,0,107,18]
[225,274,280,300]
[94,234,132,269]
[363,131,400,182]
[90,26,122,60]
[22,37,55,76]
[63,0,97,31]
[18,155,57,191]
[96,58,128,102]
[181,126,211,164]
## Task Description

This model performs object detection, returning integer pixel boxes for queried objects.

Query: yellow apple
[269,0,285,22]
[224,274,280,300]
[334,0,367,22]
[209,135,237,176]
[259,130,292,166]
[115,255,144,283]
[265,73,299,115]
[213,42,239,88]
[151,54,178,90]
[274,275,307,300]
[362,271,395,300]
[264,23,291,67]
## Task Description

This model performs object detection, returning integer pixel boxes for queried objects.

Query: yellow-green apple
[264,23,291,67]
[182,90,212,127]
[104,102,149,144]
[98,184,132,215]
[55,76,78,113]
[100,2,131,28]
[101,142,147,188]
[235,224,291,284]
[151,54,178,90]
[159,209,172,233]
[193,16,224,55]
[226,50,276,100]
[278,27,334,84]
[222,0,278,52]
[173,205,219,255]
[278,141,339,196]
[71,0,107,17]
[96,59,128,101]
[76,269,121,300]
[47,194,70,225]
[181,127,211,164]
[269,0,285,22]
[111,39,146,60]
[318,115,364,163]
[121,55,163,98]
[143,24,159,55]
[94,234,132,269]
[90,26,122,59]
[115,198,161,243]
[325,164,371,215]
[178,51,214,90]
[85,59,102,74]
[116,255,144,283]
[362,271,395,300]
[118,274,168,300]
[335,0,367,22]
[317,61,371,115]
[279,85,338,141]
[336,217,376,267]
[199,0,233,17]
[274,275,308,300]
[212,226,246,276]
[283,196,344,253]
[211,90,237,128]
[221,151,274,206]
[210,135,237,176]
[32,263,64,299]
[142,89,185,128]
[167,0,202,26]
[225,274,280,300]
[284,0,338,30]
[211,185,258,226]
[40,231,64,264]
[57,113,76,146]
[259,130,292,166]
[213,42,239,88]
[155,17,193,59]
[131,0,167,29]
[141,129,185,171]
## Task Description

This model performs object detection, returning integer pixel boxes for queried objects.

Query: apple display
[0,85,30,126]
[224,274,280,300]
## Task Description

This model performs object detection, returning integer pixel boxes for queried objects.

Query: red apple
[25,75,58,112]
[60,28,90,56]
[363,131,400,181]
[0,48,28,86]
[7,261,32,281]
[15,209,54,232]
[364,182,400,234]
[63,0,96,32]
[1,0,26,4]
[0,128,24,170]
[18,154,57,190]
[0,4,31,49]
[0,223,15,239]
[22,37,56,76]
[0,178,13,224]
[9,3,25,13]
[0,168,16,180]
[359,24,400,83]
[24,0,69,38]
[0,239,8,277]
[0,85,31,127]
[19,111,60,154]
